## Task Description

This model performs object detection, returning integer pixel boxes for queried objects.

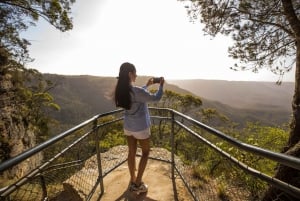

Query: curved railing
[0,107,299,201]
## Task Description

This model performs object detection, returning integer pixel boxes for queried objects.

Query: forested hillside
[44,74,292,134]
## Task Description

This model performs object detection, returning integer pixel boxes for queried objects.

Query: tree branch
[0,1,62,30]
[230,6,294,37]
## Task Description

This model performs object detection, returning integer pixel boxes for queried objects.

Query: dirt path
[97,159,193,201]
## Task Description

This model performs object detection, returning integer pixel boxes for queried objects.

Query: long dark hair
[114,62,136,110]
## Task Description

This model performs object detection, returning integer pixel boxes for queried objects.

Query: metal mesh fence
[148,116,254,201]
[149,110,300,201]
[0,111,126,201]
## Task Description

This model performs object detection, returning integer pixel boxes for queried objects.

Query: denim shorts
[124,128,151,140]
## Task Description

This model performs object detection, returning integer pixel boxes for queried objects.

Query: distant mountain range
[44,74,293,130]
[168,79,294,111]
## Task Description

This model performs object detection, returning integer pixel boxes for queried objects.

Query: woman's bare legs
[127,136,137,183]
[135,138,150,185]
[127,136,150,186]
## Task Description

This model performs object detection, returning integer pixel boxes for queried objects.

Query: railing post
[93,119,104,197]
[171,110,179,201]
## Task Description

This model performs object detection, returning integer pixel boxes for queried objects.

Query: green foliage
[195,123,288,197]
[98,116,126,151]
[152,90,202,113]
[149,121,172,149]
[192,164,209,183]
[199,108,230,128]
[99,130,126,151]
[241,122,289,152]
[12,69,60,142]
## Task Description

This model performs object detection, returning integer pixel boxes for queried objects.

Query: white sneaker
[129,182,148,194]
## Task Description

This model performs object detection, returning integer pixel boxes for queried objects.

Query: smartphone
[152,77,161,83]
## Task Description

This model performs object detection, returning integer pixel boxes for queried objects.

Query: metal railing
[0,107,299,201]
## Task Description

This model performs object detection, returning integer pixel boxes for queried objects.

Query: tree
[0,0,75,63]
[0,0,75,178]
[153,90,202,113]
[14,69,61,141]
[181,0,300,200]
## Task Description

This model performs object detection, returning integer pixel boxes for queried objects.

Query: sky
[22,0,295,82]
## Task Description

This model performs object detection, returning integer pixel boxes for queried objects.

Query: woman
[114,62,164,193]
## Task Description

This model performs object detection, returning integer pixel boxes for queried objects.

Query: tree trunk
[261,142,300,201]
[261,20,300,201]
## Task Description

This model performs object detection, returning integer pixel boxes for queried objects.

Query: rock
[0,72,42,184]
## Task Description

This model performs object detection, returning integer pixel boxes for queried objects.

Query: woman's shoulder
[132,86,146,92]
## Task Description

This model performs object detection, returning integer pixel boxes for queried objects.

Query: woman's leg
[135,138,150,185]
[127,136,137,183]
